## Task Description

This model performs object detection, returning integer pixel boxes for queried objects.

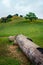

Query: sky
[0,0,43,18]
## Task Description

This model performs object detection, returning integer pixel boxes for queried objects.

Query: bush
[1,17,7,23]
[14,14,18,16]
[6,18,12,22]
[1,15,12,23]
[7,15,12,19]
[20,15,23,17]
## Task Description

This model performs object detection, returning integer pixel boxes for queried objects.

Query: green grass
[0,37,20,65]
[0,56,20,65]
[0,37,30,65]
[0,37,13,45]
[0,19,43,65]
[0,21,43,47]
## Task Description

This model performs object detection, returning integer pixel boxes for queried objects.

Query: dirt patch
[8,45,31,65]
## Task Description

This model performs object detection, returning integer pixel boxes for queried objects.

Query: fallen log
[14,34,43,65]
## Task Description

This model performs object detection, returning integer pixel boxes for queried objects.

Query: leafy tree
[14,14,18,16]
[1,15,12,23]
[6,15,12,22]
[1,17,7,23]
[25,12,38,21]
[7,15,12,19]
[20,15,23,17]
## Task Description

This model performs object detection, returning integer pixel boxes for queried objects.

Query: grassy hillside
[0,19,43,47]
[0,17,43,65]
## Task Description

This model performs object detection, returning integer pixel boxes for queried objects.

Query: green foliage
[20,15,23,17]
[25,12,38,21]
[6,15,12,22]
[7,15,12,19]
[1,17,7,23]
[14,14,18,16]
[0,56,20,65]
[0,15,12,23]
[6,18,12,22]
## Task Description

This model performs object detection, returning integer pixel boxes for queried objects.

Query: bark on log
[15,34,43,65]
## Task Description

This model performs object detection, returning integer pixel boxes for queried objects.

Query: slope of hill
[0,16,43,65]
[0,17,43,47]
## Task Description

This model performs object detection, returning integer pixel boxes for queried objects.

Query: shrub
[20,15,23,17]
[7,15,12,19]
[14,14,18,16]
[1,17,7,23]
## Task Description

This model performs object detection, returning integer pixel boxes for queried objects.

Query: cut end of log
[8,36,15,42]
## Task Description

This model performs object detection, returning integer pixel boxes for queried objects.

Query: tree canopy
[7,15,12,19]
[25,12,38,21]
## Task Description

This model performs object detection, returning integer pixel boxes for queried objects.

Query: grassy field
[0,18,43,65]
[0,20,43,47]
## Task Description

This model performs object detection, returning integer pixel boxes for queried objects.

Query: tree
[7,15,12,19]
[1,17,7,23]
[14,14,18,16]
[6,15,12,22]
[20,15,23,17]
[25,12,38,21]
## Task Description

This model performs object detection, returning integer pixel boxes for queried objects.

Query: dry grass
[8,45,31,65]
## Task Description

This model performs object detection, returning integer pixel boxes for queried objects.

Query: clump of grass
[0,44,8,56]
[0,37,13,45]
[0,56,21,65]
[0,37,13,56]
[0,37,21,65]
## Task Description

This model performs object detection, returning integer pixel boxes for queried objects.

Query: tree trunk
[15,34,43,65]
